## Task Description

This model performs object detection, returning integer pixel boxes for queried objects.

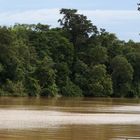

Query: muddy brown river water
[0,97,140,140]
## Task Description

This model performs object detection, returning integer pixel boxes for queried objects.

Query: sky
[0,0,139,41]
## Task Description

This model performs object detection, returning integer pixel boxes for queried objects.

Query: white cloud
[79,10,139,29]
[0,9,139,41]
[79,10,140,41]
[80,10,139,20]
[0,9,61,26]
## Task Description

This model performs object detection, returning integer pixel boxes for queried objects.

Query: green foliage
[45,31,74,65]
[3,80,26,96]
[86,45,108,66]
[55,62,70,87]
[87,64,113,97]
[126,52,140,97]
[111,56,134,97]
[25,77,41,96]
[35,56,59,97]
[61,79,83,97]
[41,83,58,97]
[59,8,98,47]
[73,60,89,95]
[0,9,139,98]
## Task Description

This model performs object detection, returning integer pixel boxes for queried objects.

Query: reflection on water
[0,97,140,140]
[1,125,140,140]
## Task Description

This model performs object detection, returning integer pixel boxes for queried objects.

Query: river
[0,97,140,140]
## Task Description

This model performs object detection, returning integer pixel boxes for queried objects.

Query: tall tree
[111,56,134,97]
[59,8,98,79]
[87,64,113,97]
[58,9,98,49]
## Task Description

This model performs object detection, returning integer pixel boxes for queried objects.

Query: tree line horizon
[0,8,139,98]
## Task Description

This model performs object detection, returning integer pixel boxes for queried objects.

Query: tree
[35,56,58,97]
[55,62,70,87]
[61,78,83,97]
[4,80,26,97]
[59,8,98,49]
[111,56,134,97]
[59,8,98,80]
[0,10,140,98]
[45,31,74,66]
[74,60,89,95]
[86,45,108,66]
[87,64,113,97]
[126,52,140,97]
